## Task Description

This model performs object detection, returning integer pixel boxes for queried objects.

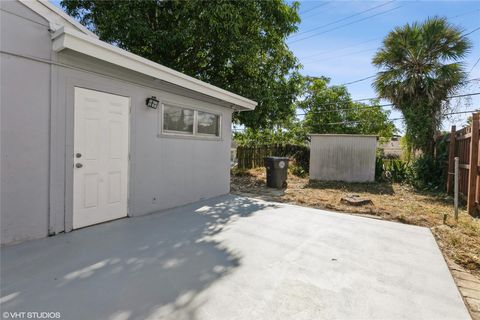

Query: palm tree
[372,17,472,156]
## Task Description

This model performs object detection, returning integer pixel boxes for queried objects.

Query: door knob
[75,163,83,168]
[76,153,82,158]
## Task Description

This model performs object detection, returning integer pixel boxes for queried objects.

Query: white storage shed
[309,134,377,182]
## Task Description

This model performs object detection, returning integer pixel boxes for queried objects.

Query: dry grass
[231,167,480,278]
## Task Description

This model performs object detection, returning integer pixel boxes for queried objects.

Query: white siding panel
[309,135,377,182]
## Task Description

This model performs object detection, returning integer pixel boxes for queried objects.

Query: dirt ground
[231,168,480,279]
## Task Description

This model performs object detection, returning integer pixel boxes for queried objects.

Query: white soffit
[51,28,257,111]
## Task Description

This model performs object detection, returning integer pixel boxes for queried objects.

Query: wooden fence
[237,145,273,169]
[440,113,480,217]
[236,144,309,171]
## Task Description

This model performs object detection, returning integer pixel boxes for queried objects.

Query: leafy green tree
[61,0,303,129]
[234,121,308,146]
[372,17,472,156]
[298,77,395,142]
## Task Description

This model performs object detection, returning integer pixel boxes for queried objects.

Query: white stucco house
[0,0,256,245]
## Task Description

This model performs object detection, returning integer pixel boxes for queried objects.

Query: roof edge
[19,0,99,39]
[51,27,257,111]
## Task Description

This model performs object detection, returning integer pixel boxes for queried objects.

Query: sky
[288,0,480,133]
[52,0,480,133]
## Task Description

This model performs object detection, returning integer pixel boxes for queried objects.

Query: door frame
[60,80,133,233]
[71,86,131,229]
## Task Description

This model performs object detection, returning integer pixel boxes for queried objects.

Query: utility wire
[302,22,478,64]
[294,17,478,68]
[464,26,480,36]
[449,8,480,20]
[299,1,330,15]
[297,103,394,116]
[340,75,376,86]
[469,56,480,74]
[289,6,402,44]
[319,109,480,126]
[303,47,377,64]
[296,92,480,116]
[298,37,381,60]
[292,1,395,38]
[247,77,480,102]
[337,70,480,87]
[232,107,480,131]
[295,11,477,61]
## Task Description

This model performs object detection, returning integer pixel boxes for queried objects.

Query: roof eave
[19,0,99,39]
[51,28,257,111]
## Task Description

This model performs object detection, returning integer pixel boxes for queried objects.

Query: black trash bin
[264,156,289,189]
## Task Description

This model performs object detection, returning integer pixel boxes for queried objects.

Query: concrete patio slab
[0,195,471,320]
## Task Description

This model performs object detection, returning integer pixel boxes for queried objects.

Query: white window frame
[162,103,195,136]
[196,110,222,137]
[161,103,222,139]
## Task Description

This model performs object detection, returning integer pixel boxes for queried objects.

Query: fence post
[237,146,242,169]
[446,125,456,194]
[454,157,459,221]
[467,113,479,215]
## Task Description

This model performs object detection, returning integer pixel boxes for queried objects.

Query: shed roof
[20,0,257,111]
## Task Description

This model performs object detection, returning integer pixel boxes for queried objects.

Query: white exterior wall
[0,1,243,245]
[309,135,377,182]
[1,1,52,244]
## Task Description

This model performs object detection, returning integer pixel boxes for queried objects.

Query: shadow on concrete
[0,195,277,320]
[305,180,395,195]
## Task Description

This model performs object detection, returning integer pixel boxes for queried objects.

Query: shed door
[73,87,130,229]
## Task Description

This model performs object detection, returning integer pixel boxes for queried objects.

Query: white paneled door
[73,88,130,229]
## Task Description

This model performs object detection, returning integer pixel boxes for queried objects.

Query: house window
[162,104,221,138]
[163,104,194,134]
[197,111,220,136]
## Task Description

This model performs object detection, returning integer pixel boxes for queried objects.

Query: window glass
[163,105,194,134]
[197,111,220,136]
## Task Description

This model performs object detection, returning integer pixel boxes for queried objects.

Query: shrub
[289,163,308,178]
[383,159,410,183]
[408,154,445,190]
[375,157,385,181]
[376,152,446,191]
[383,153,401,160]
[287,145,310,173]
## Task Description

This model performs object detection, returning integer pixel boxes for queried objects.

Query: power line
[464,26,480,36]
[326,25,480,86]
[292,1,395,38]
[297,103,394,116]
[298,37,381,61]
[449,8,480,20]
[334,72,480,88]
[289,6,402,44]
[469,56,480,74]
[301,23,478,64]
[294,17,478,73]
[296,92,480,116]
[296,11,477,61]
[299,1,330,15]
[340,75,376,86]
[303,47,378,65]
[319,109,480,126]
[253,77,480,102]
[232,107,480,131]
